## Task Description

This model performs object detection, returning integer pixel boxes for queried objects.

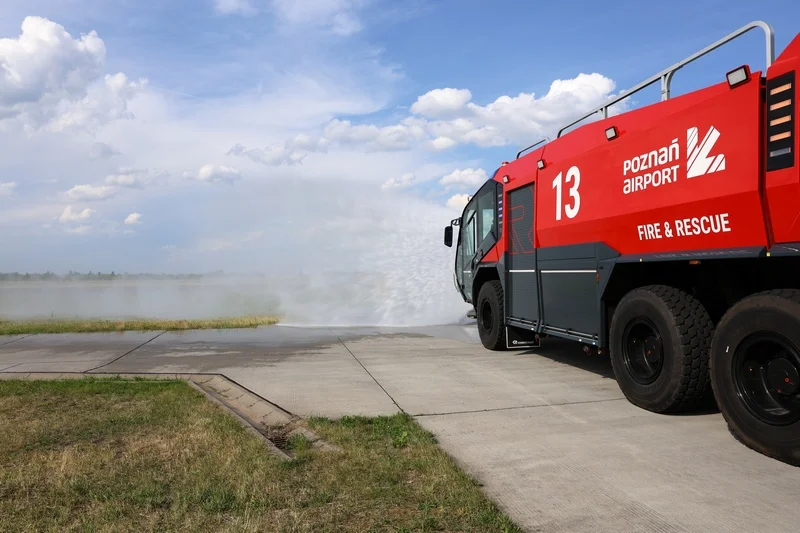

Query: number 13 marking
[552,165,581,221]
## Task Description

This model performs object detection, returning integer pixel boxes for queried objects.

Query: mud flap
[505,324,541,349]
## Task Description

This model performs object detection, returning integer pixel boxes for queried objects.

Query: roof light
[537,159,545,170]
[605,126,618,140]
[726,65,751,88]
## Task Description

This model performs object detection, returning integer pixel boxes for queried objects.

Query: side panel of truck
[535,76,767,257]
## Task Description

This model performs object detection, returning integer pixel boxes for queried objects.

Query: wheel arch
[600,251,800,341]
[471,263,501,308]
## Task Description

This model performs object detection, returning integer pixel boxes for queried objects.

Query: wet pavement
[1,323,798,533]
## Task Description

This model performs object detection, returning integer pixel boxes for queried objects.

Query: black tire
[476,280,507,351]
[710,289,800,467]
[609,285,714,413]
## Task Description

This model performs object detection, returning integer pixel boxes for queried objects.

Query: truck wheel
[710,290,800,466]
[609,285,713,413]
[476,280,507,351]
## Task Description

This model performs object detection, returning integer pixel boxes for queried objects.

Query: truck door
[456,180,499,303]
[506,183,540,326]
[455,201,477,301]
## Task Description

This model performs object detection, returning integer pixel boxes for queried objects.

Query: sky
[0,0,799,276]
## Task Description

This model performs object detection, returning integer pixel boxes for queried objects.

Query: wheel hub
[643,337,661,365]
[480,301,494,332]
[734,333,800,426]
[622,318,664,385]
[766,357,799,396]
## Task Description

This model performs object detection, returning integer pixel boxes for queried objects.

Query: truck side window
[477,188,495,242]
[463,208,477,259]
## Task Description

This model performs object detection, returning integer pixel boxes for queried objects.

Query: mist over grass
[1,180,473,327]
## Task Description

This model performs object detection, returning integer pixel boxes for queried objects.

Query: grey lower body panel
[508,270,539,322]
[506,242,619,346]
[539,265,599,343]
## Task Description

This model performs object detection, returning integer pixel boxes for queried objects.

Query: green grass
[0,378,522,532]
[0,315,280,335]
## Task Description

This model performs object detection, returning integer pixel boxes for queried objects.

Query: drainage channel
[0,371,340,460]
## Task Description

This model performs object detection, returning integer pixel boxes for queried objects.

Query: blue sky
[0,0,798,274]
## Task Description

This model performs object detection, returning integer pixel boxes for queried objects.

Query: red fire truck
[444,21,800,466]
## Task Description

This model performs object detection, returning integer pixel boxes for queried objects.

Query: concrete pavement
[1,324,798,533]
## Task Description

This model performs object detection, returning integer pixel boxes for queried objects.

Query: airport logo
[687,126,726,178]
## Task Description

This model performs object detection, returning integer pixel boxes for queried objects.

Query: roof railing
[546,20,775,140]
[516,138,549,159]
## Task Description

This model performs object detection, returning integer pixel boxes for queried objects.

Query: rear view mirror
[444,225,453,247]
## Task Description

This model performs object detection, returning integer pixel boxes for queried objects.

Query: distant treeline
[0,271,236,281]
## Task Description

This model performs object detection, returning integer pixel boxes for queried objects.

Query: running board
[541,325,599,346]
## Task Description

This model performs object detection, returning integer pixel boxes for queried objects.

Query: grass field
[0,315,280,335]
[0,378,521,532]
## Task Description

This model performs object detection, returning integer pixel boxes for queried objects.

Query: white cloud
[185,164,242,184]
[426,136,457,151]
[105,171,144,188]
[0,182,17,196]
[228,119,427,166]
[463,73,618,143]
[104,168,166,189]
[270,0,366,36]
[439,168,488,189]
[47,73,146,133]
[268,72,620,154]
[330,12,362,36]
[66,224,91,234]
[411,88,472,118]
[59,205,95,223]
[213,0,367,36]
[446,193,471,210]
[227,134,325,166]
[65,184,116,201]
[425,118,504,148]
[124,212,142,225]
[0,16,146,132]
[214,0,257,15]
[322,119,424,151]
[380,173,415,191]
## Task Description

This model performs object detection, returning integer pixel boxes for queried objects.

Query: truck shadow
[520,336,721,415]
[520,337,615,379]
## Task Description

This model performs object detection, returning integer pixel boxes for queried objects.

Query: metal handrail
[556,20,775,138]
[516,138,549,159]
